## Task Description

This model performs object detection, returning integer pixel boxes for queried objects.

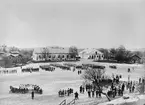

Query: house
[32,47,75,62]
[8,51,23,64]
[130,54,142,64]
[79,48,104,61]
[0,50,22,68]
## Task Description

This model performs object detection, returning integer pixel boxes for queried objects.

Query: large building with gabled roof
[79,48,104,61]
[32,47,73,61]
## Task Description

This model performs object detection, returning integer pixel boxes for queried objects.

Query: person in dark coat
[99,91,101,98]
[139,78,141,84]
[132,85,135,93]
[111,83,114,90]
[122,83,125,92]
[80,86,82,93]
[74,92,79,100]
[96,90,99,98]
[88,90,91,98]
[129,86,132,93]
[31,91,34,99]
[82,87,85,93]
[92,90,95,97]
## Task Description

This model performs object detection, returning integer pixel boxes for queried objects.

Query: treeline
[98,45,145,63]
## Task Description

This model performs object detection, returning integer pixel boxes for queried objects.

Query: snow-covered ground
[0,61,144,105]
[98,93,145,105]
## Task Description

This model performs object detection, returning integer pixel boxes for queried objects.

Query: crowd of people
[112,74,122,84]
[107,82,125,98]
[79,84,102,98]
[126,81,135,93]
[58,88,74,97]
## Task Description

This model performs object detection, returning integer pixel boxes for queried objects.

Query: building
[32,47,74,62]
[79,48,104,61]
[130,54,142,64]
[0,50,22,68]
[8,51,23,64]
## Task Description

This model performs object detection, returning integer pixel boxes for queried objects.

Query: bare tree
[41,47,49,61]
[82,68,112,101]
[69,46,78,60]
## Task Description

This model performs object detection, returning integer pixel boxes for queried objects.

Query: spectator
[92,90,95,97]
[31,91,34,99]
[132,85,135,93]
[88,90,91,98]
[74,92,79,100]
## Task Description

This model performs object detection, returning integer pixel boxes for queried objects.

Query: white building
[79,48,104,61]
[32,47,73,62]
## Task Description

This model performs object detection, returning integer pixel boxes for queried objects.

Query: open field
[0,61,144,105]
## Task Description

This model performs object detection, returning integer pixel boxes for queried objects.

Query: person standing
[74,92,79,100]
[80,85,82,93]
[139,78,141,84]
[122,83,125,92]
[31,91,34,99]
[82,87,85,93]
[132,85,135,93]
[88,90,91,98]
[129,86,132,93]
[96,90,99,98]
[92,90,95,98]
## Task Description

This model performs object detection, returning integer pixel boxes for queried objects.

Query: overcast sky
[0,0,145,49]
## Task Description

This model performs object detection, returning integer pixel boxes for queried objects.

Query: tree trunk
[101,92,111,101]
[95,80,111,101]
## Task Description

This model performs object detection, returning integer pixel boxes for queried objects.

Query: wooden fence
[59,99,76,105]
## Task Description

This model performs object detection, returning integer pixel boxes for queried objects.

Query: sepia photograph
[0,0,145,105]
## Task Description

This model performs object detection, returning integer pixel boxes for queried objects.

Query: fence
[59,99,66,105]
[59,99,75,105]
[67,99,75,105]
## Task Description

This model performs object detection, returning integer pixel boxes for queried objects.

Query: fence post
[59,99,66,105]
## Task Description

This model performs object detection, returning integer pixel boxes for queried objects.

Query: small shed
[130,54,142,64]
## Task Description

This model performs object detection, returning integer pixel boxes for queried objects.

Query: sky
[0,0,145,49]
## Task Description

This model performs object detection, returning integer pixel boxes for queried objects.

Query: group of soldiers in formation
[39,65,55,71]
[50,64,71,70]
[58,88,74,97]
[0,69,17,74]
[10,84,43,95]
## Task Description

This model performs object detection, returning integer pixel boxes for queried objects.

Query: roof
[34,47,69,54]
[79,48,103,55]
[0,51,5,54]
[130,54,141,59]
[10,51,20,54]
